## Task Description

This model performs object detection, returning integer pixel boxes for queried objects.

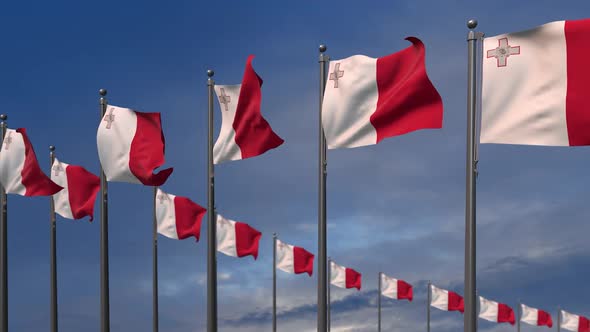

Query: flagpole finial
[207,69,214,78]
[0,115,6,121]
[319,45,327,53]
[467,19,478,29]
[49,146,55,152]
[99,89,107,96]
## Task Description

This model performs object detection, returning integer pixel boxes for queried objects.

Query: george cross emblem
[329,63,344,88]
[157,194,168,204]
[103,107,115,129]
[52,164,64,177]
[487,38,521,67]
[218,88,231,112]
[3,132,12,150]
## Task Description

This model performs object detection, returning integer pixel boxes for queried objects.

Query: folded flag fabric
[97,105,173,186]
[275,239,314,276]
[481,19,590,146]
[155,188,206,241]
[430,284,464,313]
[478,296,515,325]
[330,261,361,290]
[561,310,590,332]
[380,273,412,301]
[321,37,443,149]
[216,214,262,259]
[521,304,553,328]
[51,158,100,221]
[0,128,62,196]
[213,55,284,164]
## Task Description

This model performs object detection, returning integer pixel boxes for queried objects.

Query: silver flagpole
[99,89,110,332]
[49,146,58,332]
[317,43,329,332]
[206,69,218,332]
[272,233,277,332]
[517,301,521,332]
[327,257,331,332]
[377,272,381,332]
[153,187,158,332]
[427,281,431,332]
[464,19,479,332]
[0,114,7,332]
[557,308,560,332]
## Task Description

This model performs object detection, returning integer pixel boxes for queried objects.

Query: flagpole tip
[467,19,478,29]
[207,69,214,77]
[49,146,55,152]
[0,114,6,121]
[99,89,107,96]
[319,45,327,53]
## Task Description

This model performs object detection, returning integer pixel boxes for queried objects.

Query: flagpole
[327,257,331,332]
[464,19,479,332]
[153,186,158,332]
[377,272,381,332]
[317,43,329,332]
[0,113,7,332]
[272,233,277,332]
[206,69,218,332]
[98,89,110,332]
[517,301,521,332]
[557,307,560,332]
[49,146,58,332]
[427,281,431,332]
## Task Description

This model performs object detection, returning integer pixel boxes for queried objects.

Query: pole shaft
[272,234,277,332]
[153,187,158,332]
[557,309,560,332]
[464,28,479,332]
[0,118,6,332]
[327,258,330,332]
[317,46,329,332]
[207,73,217,332]
[517,302,521,332]
[427,282,431,332]
[50,149,58,332]
[377,272,381,332]
[99,93,110,332]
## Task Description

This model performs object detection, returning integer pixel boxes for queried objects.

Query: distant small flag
[213,55,284,164]
[276,239,314,276]
[478,296,515,325]
[216,214,262,259]
[430,284,464,313]
[321,37,443,149]
[0,128,62,196]
[155,188,206,241]
[51,158,100,221]
[330,261,361,290]
[97,105,173,186]
[520,304,553,328]
[380,273,412,301]
[560,310,590,332]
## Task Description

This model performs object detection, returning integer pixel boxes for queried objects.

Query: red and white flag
[51,158,100,221]
[430,284,464,313]
[155,188,206,241]
[481,19,590,146]
[478,296,515,325]
[560,310,590,332]
[275,239,314,276]
[521,304,553,328]
[380,273,412,301]
[0,128,62,196]
[213,55,284,164]
[216,214,261,259]
[321,37,443,149]
[329,261,361,290]
[97,105,173,186]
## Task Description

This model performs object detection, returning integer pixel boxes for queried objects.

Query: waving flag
[521,304,553,328]
[430,284,464,313]
[330,261,361,290]
[155,188,206,241]
[51,158,100,221]
[216,214,262,259]
[276,239,314,276]
[561,310,590,332]
[478,296,515,325]
[381,273,412,301]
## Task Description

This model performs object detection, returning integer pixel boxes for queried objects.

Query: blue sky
[2,0,590,331]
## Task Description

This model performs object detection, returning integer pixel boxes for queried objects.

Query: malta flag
[213,55,284,164]
[0,128,62,196]
[275,239,314,276]
[481,19,590,146]
[520,304,553,328]
[478,296,515,325]
[51,158,100,221]
[330,261,361,290]
[216,214,261,259]
[380,273,412,301]
[560,310,590,332]
[97,105,173,186]
[155,188,206,241]
[321,37,443,149]
[430,284,464,313]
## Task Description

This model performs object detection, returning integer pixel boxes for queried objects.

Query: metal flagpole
[206,69,218,332]
[517,301,521,332]
[464,19,479,332]
[427,281,431,332]
[99,89,110,332]
[317,43,329,332]
[153,186,158,332]
[49,146,58,332]
[557,308,561,332]
[0,114,7,332]
[272,233,277,332]
[377,272,381,332]
[327,257,331,332]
